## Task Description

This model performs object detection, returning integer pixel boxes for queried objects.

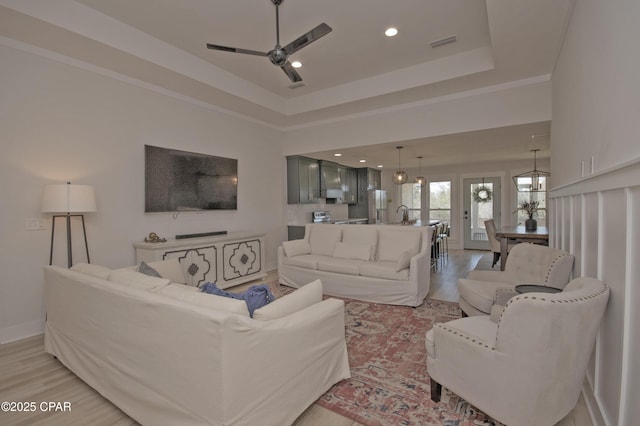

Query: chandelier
[393,146,408,185]
[414,156,426,187]
[512,149,550,192]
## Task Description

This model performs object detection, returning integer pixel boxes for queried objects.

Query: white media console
[134,231,266,289]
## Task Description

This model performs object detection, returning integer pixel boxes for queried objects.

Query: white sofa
[278,223,431,307]
[44,261,350,426]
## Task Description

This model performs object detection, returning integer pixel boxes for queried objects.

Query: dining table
[495,225,549,270]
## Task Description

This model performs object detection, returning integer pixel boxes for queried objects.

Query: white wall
[0,45,285,343]
[551,0,640,424]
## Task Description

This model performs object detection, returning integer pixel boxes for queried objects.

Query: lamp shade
[42,183,97,213]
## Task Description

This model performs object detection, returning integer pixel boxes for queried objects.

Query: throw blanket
[200,282,274,317]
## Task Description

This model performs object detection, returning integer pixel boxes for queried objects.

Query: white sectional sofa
[278,223,431,307]
[44,261,350,426]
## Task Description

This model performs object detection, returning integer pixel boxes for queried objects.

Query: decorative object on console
[414,156,426,187]
[145,145,237,212]
[144,232,166,243]
[42,182,96,268]
[392,146,408,184]
[512,148,549,192]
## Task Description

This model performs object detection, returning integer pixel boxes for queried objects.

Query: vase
[525,218,537,231]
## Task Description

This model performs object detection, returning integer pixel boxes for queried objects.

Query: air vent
[429,35,457,48]
[288,82,306,90]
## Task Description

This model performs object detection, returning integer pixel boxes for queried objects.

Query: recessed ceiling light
[334,153,342,157]
[385,27,398,37]
[377,165,383,168]
[291,61,302,68]
[359,159,366,163]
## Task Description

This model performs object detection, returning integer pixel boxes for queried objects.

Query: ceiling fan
[206,0,332,83]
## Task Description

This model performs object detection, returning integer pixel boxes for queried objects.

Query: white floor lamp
[42,182,97,268]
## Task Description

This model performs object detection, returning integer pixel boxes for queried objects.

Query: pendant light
[414,156,426,187]
[512,149,550,192]
[393,146,408,184]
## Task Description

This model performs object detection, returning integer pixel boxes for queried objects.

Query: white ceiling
[0,0,573,164]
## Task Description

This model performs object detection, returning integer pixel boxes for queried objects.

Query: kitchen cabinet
[367,168,382,190]
[287,156,320,204]
[343,167,358,204]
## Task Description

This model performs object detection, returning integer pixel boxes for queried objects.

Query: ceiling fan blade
[282,23,332,55]
[281,62,302,83]
[206,43,267,57]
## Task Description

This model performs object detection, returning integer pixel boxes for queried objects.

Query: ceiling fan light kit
[206,0,332,83]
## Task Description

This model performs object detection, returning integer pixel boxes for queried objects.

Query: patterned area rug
[311,296,501,426]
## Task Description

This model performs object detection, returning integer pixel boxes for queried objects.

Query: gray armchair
[428,277,610,426]
[458,243,574,316]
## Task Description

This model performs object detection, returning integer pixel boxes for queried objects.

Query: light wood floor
[0,250,591,426]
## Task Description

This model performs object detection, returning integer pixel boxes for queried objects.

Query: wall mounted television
[145,145,238,212]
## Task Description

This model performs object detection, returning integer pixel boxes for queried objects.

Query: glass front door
[463,177,501,250]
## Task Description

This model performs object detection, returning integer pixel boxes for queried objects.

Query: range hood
[319,160,342,199]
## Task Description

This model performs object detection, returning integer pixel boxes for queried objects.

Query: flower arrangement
[516,200,543,219]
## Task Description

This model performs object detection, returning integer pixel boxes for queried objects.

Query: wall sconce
[42,182,97,267]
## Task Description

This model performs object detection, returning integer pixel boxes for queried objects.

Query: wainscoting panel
[550,160,640,426]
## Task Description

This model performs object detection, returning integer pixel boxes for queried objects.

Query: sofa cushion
[359,261,410,281]
[281,254,324,270]
[377,229,421,261]
[332,242,371,261]
[109,268,171,292]
[396,250,411,271]
[253,279,323,321]
[342,227,378,260]
[282,239,311,257]
[317,258,362,276]
[158,283,250,316]
[71,263,112,280]
[457,278,513,314]
[309,226,342,256]
[143,258,186,284]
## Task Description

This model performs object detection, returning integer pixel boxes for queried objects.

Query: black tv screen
[145,145,238,212]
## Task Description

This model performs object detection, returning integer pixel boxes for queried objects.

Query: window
[429,181,451,224]
[400,183,422,221]
[515,176,547,226]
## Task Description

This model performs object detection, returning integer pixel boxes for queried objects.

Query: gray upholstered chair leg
[430,379,442,402]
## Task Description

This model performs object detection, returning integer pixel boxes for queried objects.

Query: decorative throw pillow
[396,250,411,271]
[282,239,312,257]
[200,282,275,317]
[138,261,162,278]
[108,268,170,292]
[145,258,186,284]
[253,279,323,321]
[332,242,371,261]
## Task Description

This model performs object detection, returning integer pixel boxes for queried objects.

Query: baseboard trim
[0,319,44,344]
[582,382,605,426]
